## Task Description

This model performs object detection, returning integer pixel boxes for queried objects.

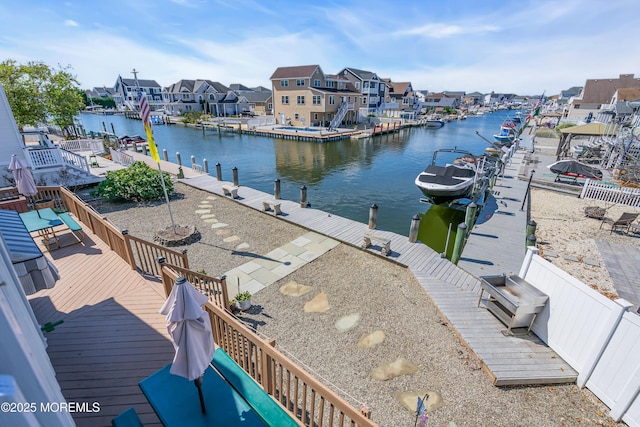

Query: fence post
[408,214,420,243]
[518,246,539,278]
[156,257,172,297]
[121,229,136,271]
[368,204,378,229]
[232,167,239,186]
[216,162,222,181]
[274,178,281,200]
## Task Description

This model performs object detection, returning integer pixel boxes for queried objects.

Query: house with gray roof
[113,76,163,111]
[162,79,231,116]
[566,74,640,119]
[338,67,387,120]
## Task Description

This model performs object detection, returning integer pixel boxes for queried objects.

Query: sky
[1,0,638,96]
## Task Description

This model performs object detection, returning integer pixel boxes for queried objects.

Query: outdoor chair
[600,212,640,234]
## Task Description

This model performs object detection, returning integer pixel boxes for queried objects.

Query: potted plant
[234,291,252,311]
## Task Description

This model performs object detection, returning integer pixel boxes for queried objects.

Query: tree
[0,60,84,134]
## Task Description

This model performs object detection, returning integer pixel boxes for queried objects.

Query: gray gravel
[80,182,622,427]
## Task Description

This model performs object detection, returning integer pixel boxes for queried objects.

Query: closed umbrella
[8,154,39,213]
[159,276,215,414]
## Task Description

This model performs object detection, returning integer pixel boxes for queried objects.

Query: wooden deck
[28,228,173,426]
[182,174,578,385]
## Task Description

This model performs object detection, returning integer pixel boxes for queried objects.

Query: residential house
[242,89,273,116]
[113,76,164,111]
[566,74,640,120]
[338,67,388,120]
[270,65,360,127]
[162,79,230,116]
[463,91,485,107]
[418,92,459,113]
[383,80,417,119]
[483,92,515,108]
[598,87,640,125]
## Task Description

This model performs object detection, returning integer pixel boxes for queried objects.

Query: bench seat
[262,199,282,215]
[361,230,391,256]
[222,185,239,199]
[57,212,84,242]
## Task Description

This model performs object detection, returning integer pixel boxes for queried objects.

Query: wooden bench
[212,348,301,426]
[222,185,239,199]
[58,212,84,242]
[361,230,391,256]
[262,199,282,215]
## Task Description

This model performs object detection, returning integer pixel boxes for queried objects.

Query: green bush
[91,161,173,202]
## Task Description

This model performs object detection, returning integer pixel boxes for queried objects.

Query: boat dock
[177,139,576,386]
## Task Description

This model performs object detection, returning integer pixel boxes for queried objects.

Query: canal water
[78,112,510,254]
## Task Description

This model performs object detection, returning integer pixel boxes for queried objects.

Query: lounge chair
[600,212,640,234]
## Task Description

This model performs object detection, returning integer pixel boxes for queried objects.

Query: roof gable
[270,65,320,80]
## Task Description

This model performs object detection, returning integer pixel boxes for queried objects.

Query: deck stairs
[329,102,353,129]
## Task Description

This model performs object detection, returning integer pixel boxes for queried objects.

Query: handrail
[125,234,189,276]
[59,149,90,173]
[160,262,229,310]
[160,266,378,427]
[57,139,105,154]
[109,148,135,167]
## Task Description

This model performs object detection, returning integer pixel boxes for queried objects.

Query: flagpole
[133,68,176,234]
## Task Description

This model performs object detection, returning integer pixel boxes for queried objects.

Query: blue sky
[1,0,637,95]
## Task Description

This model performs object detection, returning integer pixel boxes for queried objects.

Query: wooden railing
[33,186,189,276]
[160,266,378,427]
[160,262,229,310]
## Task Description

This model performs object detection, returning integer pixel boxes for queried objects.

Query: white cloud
[398,23,500,39]
[64,19,79,27]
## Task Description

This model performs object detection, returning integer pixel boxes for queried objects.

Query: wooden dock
[27,230,172,426]
[181,162,578,386]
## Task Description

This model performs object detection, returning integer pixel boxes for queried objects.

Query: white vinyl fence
[519,248,640,426]
[109,148,134,167]
[581,178,640,207]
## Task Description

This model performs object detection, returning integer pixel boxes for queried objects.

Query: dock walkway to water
[180,140,577,386]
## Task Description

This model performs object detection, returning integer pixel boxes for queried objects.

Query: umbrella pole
[194,376,206,414]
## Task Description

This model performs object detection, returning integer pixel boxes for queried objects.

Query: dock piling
[163,149,168,162]
[300,186,307,208]
[464,202,478,234]
[215,163,222,181]
[232,167,239,186]
[203,159,209,174]
[176,152,182,166]
[526,234,537,250]
[451,223,467,265]
[408,214,420,242]
[274,179,281,200]
[368,204,378,230]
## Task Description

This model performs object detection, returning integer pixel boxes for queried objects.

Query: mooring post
[274,179,281,200]
[191,155,196,168]
[526,234,537,250]
[408,214,421,243]
[300,186,307,208]
[163,149,168,162]
[176,152,182,166]
[215,162,222,181]
[203,159,209,174]
[464,202,477,234]
[451,223,467,265]
[232,167,239,186]
[368,204,378,229]
[526,219,537,237]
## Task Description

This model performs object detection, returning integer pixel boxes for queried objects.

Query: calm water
[78,112,509,244]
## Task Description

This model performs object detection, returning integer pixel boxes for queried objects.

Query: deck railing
[160,262,229,310]
[160,266,377,427]
[33,186,189,275]
[109,148,135,167]
[56,138,105,154]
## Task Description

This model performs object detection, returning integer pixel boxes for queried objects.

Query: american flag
[134,78,160,162]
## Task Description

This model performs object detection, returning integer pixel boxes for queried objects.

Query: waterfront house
[417,92,459,114]
[463,91,485,107]
[565,73,640,120]
[270,65,360,127]
[241,88,273,116]
[113,76,164,111]
[162,79,230,116]
[338,67,388,121]
[383,80,418,119]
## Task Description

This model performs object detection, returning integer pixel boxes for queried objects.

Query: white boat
[424,118,445,129]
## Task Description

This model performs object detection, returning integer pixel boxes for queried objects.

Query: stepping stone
[223,235,240,243]
[370,358,418,381]
[200,200,210,204]
[216,229,232,235]
[562,254,580,262]
[204,218,219,223]
[584,258,600,266]
[335,313,361,332]
[210,223,229,229]
[543,250,558,258]
[357,331,385,348]
[195,209,211,214]
[207,196,217,200]
[396,391,444,414]
[235,242,250,250]
[201,214,216,219]
[198,205,210,209]
[304,292,329,313]
[279,280,313,297]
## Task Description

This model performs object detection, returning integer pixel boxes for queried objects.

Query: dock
[180,140,577,386]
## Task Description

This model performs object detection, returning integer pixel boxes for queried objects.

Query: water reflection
[418,204,466,259]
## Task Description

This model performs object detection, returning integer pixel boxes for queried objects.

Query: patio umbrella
[159,276,215,414]
[8,154,39,213]
[547,160,603,180]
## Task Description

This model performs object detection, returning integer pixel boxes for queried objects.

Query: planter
[235,299,252,311]
[35,199,54,210]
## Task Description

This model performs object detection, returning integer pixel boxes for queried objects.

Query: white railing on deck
[59,150,90,173]
[519,248,640,426]
[109,148,134,167]
[57,139,105,154]
[26,148,63,169]
[580,178,640,207]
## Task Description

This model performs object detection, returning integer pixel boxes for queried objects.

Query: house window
[268,103,272,110]
[182,93,190,100]
[402,98,409,104]
[363,82,369,89]
[370,82,377,89]
[281,80,289,87]
[312,95,321,105]
[314,113,318,120]
[329,96,335,105]
[296,79,305,86]
[314,79,321,87]
[325,81,334,88]
[362,97,367,104]
[294,113,299,120]
[282,96,289,104]
[209,94,215,100]
[297,95,305,105]
[355,82,360,90]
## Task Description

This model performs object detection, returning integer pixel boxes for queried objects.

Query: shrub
[91,161,173,202]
